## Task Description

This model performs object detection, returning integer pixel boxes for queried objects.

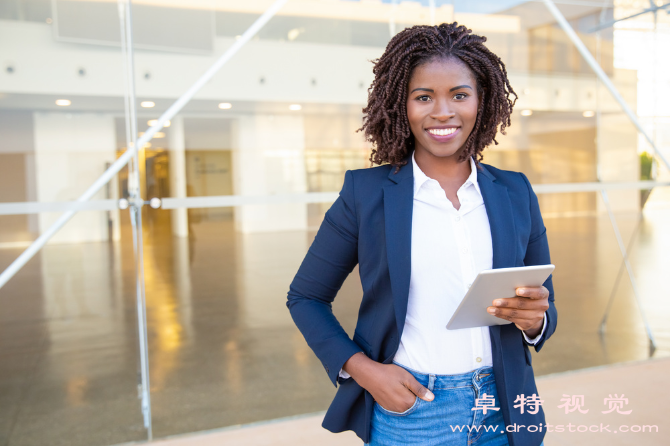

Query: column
[168,115,188,237]
[33,112,118,244]
[232,114,307,233]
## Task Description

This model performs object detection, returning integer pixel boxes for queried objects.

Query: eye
[416,95,431,102]
[454,93,469,100]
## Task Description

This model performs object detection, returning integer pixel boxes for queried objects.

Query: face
[406,57,480,161]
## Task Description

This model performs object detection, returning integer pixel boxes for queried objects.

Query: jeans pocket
[375,396,420,417]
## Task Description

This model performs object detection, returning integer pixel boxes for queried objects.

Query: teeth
[427,128,457,136]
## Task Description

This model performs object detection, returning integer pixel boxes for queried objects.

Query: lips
[425,126,460,142]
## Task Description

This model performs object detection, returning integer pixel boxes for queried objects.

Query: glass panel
[0,209,144,445]
[536,191,670,373]
[0,1,143,444]
[0,0,125,246]
[2,0,669,443]
[138,206,362,435]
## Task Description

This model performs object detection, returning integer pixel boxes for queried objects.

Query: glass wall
[1,0,669,444]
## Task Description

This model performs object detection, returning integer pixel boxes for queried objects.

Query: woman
[287,23,555,446]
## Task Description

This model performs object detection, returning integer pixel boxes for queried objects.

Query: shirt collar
[411,152,482,197]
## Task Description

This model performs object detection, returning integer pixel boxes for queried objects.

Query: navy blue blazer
[287,159,556,445]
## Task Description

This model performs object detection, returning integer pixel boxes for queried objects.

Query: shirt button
[476,357,482,363]
[454,215,461,222]
[461,247,468,254]
[467,283,472,289]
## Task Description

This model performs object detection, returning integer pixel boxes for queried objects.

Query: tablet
[446,264,555,330]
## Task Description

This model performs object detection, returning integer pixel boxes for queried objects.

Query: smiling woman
[406,58,483,210]
[407,62,479,155]
[287,22,555,446]
[360,23,517,169]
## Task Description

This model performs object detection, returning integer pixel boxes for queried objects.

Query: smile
[424,127,460,142]
[427,128,457,136]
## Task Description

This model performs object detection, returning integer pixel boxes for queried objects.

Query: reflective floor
[1,191,669,446]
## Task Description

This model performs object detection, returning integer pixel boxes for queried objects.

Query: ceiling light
[520,109,533,116]
[289,104,302,111]
[288,28,304,41]
[148,119,170,127]
[218,102,232,109]
[55,99,71,106]
[140,101,155,108]
[147,119,171,127]
[583,110,595,118]
[139,132,165,138]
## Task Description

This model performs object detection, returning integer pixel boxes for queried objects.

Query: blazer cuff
[522,313,547,345]
[320,338,362,387]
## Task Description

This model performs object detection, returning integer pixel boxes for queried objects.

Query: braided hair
[360,22,517,169]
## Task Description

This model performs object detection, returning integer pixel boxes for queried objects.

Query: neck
[413,146,472,184]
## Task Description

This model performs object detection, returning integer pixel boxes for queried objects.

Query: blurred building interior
[0,0,669,445]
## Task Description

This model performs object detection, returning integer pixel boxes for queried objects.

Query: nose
[429,98,455,121]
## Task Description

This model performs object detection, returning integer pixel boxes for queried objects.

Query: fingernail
[494,300,502,306]
[487,307,496,314]
[425,391,434,401]
[518,288,526,294]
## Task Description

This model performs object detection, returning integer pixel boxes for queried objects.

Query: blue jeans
[367,363,511,446]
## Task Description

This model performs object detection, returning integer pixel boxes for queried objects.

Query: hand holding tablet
[487,283,550,338]
[446,265,554,332]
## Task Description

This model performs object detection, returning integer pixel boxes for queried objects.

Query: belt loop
[428,374,436,391]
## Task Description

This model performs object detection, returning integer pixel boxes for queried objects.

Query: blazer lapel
[477,163,517,269]
[383,163,414,337]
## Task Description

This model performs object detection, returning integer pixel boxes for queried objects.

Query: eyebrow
[410,85,473,94]
[410,88,434,93]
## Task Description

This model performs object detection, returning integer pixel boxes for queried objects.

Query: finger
[487,307,544,322]
[515,287,549,300]
[493,297,548,311]
[405,375,434,402]
[493,297,528,309]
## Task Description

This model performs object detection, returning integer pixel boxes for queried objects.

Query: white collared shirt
[392,153,544,374]
[340,154,544,378]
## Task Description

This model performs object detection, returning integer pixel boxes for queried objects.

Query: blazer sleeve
[286,170,362,387]
[520,172,557,352]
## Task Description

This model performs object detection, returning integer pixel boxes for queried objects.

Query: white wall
[232,114,307,233]
[33,112,120,243]
[0,20,378,105]
[0,21,636,114]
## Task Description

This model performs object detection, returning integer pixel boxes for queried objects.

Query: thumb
[406,376,434,402]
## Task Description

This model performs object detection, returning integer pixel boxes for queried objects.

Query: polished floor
[116,357,670,446]
[1,191,669,446]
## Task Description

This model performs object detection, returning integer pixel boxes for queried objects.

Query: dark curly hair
[360,22,517,169]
